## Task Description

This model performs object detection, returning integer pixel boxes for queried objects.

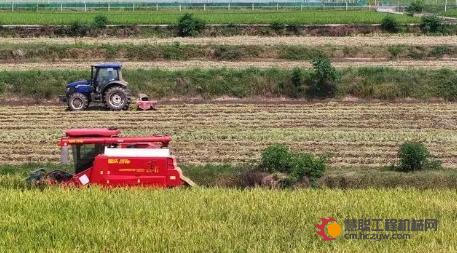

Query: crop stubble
[0,103,456,168]
[2,35,456,46]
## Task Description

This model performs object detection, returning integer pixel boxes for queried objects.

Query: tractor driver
[96,68,117,87]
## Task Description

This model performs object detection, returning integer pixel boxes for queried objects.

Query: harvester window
[72,144,104,174]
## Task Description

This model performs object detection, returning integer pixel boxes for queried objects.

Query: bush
[381,15,400,33]
[405,0,424,16]
[420,15,444,33]
[93,15,109,29]
[438,74,457,101]
[288,68,304,98]
[288,153,327,187]
[177,13,206,37]
[260,144,327,187]
[68,20,89,37]
[307,56,338,98]
[395,142,442,172]
[270,22,286,32]
[260,144,291,173]
[291,68,303,88]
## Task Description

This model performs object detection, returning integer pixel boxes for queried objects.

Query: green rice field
[0,10,419,25]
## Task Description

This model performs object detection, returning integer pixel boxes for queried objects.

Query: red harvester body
[53,128,193,187]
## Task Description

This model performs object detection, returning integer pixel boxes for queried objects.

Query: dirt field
[1,103,456,168]
[2,35,457,46]
[1,60,457,71]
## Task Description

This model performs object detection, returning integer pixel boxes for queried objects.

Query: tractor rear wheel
[104,86,131,111]
[68,92,89,111]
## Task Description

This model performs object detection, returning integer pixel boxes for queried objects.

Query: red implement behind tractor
[27,128,194,187]
[136,93,157,111]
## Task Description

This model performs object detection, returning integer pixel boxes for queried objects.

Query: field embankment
[0,23,418,37]
[4,163,457,189]
[1,68,457,101]
[1,41,457,63]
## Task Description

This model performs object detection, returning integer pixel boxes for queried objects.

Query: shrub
[438,74,457,101]
[288,68,304,98]
[395,142,442,172]
[260,144,291,173]
[381,15,400,33]
[291,68,303,88]
[288,153,327,187]
[405,0,424,16]
[420,15,444,33]
[68,20,89,37]
[307,56,338,98]
[270,22,286,32]
[177,13,206,37]
[260,144,327,187]
[93,15,109,29]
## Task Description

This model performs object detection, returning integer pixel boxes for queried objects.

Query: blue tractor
[60,62,131,111]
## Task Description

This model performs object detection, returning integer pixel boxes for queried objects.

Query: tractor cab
[91,63,123,93]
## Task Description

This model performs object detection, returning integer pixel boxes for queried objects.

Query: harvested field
[1,103,457,168]
[1,60,457,71]
[1,35,457,46]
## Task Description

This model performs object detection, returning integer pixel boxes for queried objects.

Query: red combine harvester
[27,128,194,187]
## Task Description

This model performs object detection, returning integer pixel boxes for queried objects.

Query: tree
[307,56,338,98]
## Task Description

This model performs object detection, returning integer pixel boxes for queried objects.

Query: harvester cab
[27,128,195,187]
[60,63,157,111]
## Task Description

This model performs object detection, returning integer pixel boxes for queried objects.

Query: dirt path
[2,35,457,46]
[2,60,457,71]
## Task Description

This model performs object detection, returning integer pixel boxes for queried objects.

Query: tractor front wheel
[68,92,89,111]
[104,86,131,111]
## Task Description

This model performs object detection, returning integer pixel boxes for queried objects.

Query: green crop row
[1,67,457,101]
[0,10,419,25]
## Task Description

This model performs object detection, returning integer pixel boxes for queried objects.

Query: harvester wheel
[68,92,89,111]
[104,86,131,111]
